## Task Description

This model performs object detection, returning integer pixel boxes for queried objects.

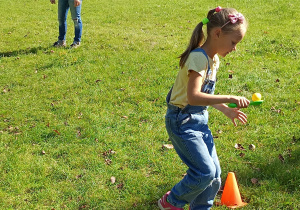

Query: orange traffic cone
[220,172,247,208]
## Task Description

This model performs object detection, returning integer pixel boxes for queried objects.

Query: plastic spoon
[228,100,264,108]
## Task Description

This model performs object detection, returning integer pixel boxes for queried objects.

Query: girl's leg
[189,142,221,210]
[58,0,69,41]
[69,0,82,43]
[165,112,219,208]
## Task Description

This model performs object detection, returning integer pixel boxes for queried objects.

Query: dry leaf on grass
[239,153,245,158]
[249,144,256,151]
[278,154,285,163]
[105,159,112,165]
[251,178,259,184]
[53,130,60,135]
[235,143,246,150]
[162,144,174,149]
[110,176,116,184]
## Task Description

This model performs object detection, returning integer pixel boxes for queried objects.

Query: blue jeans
[165,103,221,210]
[58,0,82,42]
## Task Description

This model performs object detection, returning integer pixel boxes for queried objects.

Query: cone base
[216,202,247,209]
[226,202,247,209]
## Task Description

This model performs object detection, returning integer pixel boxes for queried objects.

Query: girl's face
[217,27,246,57]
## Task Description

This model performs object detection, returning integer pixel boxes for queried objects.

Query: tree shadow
[0,45,53,58]
[236,136,300,193]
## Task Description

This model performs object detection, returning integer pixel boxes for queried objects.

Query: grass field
[1,0,299,209]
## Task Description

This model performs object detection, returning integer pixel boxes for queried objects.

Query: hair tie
[221,13,245,28]
[202,17,209,25]
[202,7,222,25]
[215,6,222,12]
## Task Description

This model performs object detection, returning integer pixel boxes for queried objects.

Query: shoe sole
[158,199,166,210]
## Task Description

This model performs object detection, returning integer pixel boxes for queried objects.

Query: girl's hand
[230,96,250,108]
[224,107,248,126]
[74,0,81,7]
[50,0,55,4]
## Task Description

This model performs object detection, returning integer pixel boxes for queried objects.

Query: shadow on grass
[237,136,300,193]
[0,45,53,58]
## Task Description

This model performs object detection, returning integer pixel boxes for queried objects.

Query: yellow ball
[252,93,262,101]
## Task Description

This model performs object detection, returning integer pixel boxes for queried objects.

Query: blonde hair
[179,8,247,68]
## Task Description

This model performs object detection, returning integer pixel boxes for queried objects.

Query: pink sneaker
[158,191,184,210]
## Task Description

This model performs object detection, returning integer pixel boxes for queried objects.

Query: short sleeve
[186,52,208,77]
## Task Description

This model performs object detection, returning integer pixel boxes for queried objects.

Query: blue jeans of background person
[165,103,221,210]
[58,0,82,42]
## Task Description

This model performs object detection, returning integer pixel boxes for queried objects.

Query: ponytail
[179,22,204,68]
[178,8,217,68]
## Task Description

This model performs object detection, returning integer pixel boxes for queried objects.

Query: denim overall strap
[192,48,216,94]
[191,48,211,72]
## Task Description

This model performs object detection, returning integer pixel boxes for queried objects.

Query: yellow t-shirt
[170,50,219,108]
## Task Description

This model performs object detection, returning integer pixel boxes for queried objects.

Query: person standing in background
[50,0,83,48]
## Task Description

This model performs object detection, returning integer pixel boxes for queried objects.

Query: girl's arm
[187,70,249,108]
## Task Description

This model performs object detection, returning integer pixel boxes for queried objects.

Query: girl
[158,7,250,210]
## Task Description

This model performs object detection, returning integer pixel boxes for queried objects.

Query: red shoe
[158,191,184,210]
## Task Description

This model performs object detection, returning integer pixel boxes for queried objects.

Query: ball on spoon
[252,93,262,102]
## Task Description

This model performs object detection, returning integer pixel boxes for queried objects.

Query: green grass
[1,0,299,209]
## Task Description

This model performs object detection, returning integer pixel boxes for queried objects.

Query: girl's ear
[214,28,222,39]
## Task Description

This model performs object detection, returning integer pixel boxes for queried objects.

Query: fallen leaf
[79,204,88,209]
[249,144,256,151]
[77,130,81,137]
[287,149,292,157]
[162,144,174,149]
[251,178,259,184]
[271,107,282,114]
[3,88,10,93]
[53,130,60,135]
[122,116,128,119]
[275,79,280,82]
[116,182,124,189]
[110,176,116,184]
[278,154,284,163]
[239,153,245,158]
[235,143,246,150]
[76,174,83,179]
[229,74,233,79]
[78,112,83,119]
[42,150,46,155]
[109,149,116,154]
[105,159,112,165]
